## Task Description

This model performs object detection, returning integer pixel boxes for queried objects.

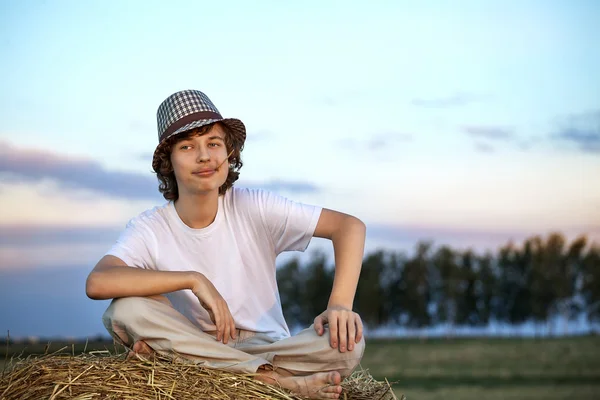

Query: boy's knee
[342,335,365,376]
[102,297,145,346]
[102,295,171,326]
[103,297,145,325]
[352,335,366,357]
[313,326,366,354]
[310,327,366,378]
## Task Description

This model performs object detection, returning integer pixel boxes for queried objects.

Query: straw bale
[1,348,403,399]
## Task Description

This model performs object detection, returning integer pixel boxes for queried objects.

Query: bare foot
[127,340,154,359]
[257,370,342,399]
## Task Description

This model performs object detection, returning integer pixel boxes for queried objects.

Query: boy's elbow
[349,215,366,234]
[85,272,105,300]
[356,216,366,231]
[333,215,365,239]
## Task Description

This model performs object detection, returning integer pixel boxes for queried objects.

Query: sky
[1,0,599,339]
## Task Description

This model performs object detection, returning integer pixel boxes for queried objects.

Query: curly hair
[154,122,244,201]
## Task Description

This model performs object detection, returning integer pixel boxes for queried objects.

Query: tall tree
[476,252,496,325]
[456,250,480,325]
[582,244,600,322]
[399,241,432,327]
[431,246,459,326]
[529,235,555,326]
[355,250,388,326]
[302,251,334,325]
[496,241,532,324]
[277,257,305,327]
[385,251,408,324]
[565,235,588,318]
[546,233,576,331]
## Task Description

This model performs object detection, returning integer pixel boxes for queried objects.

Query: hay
[1,347,402,399]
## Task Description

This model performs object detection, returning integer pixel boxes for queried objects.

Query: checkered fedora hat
[152,89,246,172]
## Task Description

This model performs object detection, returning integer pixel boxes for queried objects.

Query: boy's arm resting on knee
[85,255,198,300]
[312,208,366,351]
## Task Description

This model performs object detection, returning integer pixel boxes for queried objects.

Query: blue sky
[1,0,599,338]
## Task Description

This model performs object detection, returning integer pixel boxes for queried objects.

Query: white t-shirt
[106,187,322,340]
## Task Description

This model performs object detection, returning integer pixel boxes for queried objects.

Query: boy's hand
[314,306,363,353]
[190,272,236,344]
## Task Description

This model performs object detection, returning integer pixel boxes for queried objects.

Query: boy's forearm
[327,217,366,310]
[86,266,197,300]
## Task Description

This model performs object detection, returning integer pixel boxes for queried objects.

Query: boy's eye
[180,145,192,150]
[209,142,221,147]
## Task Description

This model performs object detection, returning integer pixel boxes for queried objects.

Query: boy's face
[170,123,230,196]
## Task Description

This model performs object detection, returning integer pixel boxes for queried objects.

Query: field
[2,336,600,399]
[363,336,600,400]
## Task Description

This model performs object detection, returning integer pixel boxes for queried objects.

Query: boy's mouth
[192,169,216,177]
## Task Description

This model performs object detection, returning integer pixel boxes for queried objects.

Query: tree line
[276,233,600,331]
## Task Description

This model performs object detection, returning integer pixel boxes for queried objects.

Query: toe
[322,385,342,394]
[328,371,342,385]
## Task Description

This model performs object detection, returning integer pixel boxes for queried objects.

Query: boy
[86,89,366,399]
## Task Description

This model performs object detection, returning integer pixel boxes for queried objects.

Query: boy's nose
[196,147,210,162]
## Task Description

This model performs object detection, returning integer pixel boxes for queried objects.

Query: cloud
[0,224,121,247]
[411,92,483,108]
[462,124,520,154]
[462,125,514,140]
[0,224,121,269]
[139,152,154,161]
[339,133,413,151]
[518,139,534,151]
[557,129,600,152]
[474,142,495,153]
[463,110,600,154]
[0,141,160,201]
[552,110,600,153]
[367,138,388,151]
[312,89,368,107]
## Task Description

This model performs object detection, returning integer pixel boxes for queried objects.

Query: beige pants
[102,296,365,377]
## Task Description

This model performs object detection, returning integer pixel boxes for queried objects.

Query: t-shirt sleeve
[105,218,156,269]
[254,189,322,254]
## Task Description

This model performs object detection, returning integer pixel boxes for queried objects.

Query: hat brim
[151,118,246,173]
